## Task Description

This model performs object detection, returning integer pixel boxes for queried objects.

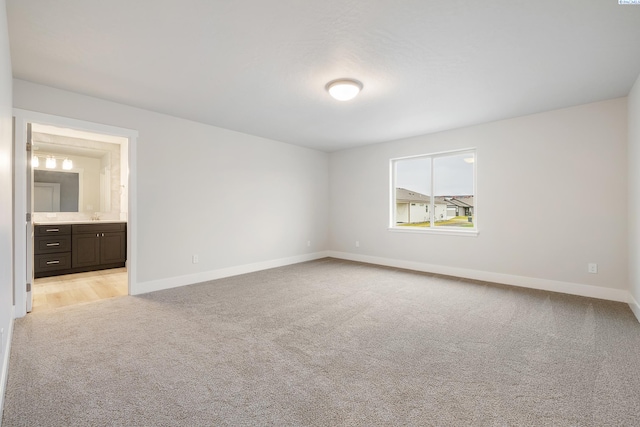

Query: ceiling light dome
[326,78,363,101]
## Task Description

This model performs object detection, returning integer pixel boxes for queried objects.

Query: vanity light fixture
[326,78,363,101]
[45,156,56,169]
[32,156,40,168]
[62,158,73,170]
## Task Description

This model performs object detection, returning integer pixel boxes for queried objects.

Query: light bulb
[45,156,56,169]
[62,158,73,170]
[326,79,363,101]
[32,156,39,168]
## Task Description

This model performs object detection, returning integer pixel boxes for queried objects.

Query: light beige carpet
[3,258,640,426]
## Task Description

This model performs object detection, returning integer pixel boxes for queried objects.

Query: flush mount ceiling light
[326,78,363,101]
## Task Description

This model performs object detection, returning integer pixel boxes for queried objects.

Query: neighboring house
[395,188,448,223]
[436,196,475,219]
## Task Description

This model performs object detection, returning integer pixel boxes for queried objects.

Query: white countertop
[34,220,127,225]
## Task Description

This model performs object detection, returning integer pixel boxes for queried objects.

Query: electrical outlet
[192,255,199,264]
[588,263,598,274]
[355,240,360,248]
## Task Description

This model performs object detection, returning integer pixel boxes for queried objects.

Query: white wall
[0,0,12,415]
[628,74,640,321]
[13,79,330,288]
[330,98,629,300]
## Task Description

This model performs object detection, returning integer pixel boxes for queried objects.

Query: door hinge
[26,141,32,152]
[26,212,31,222]
[26,282,31,292]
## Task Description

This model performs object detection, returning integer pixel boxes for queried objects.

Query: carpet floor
[3,258,640,426]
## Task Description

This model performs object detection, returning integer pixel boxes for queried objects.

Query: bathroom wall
[31,132,123,222]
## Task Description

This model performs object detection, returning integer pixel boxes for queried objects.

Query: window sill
[388,226,479,237]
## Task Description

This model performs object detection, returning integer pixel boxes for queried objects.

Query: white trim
[327,251,630,303]
[0,305,15,426]
[391,147,477,162]
[390,147,477,232]
[388,227,479,237]
[13,109,138,317]
[629,294,640,323]
[13,116,28,317]
[133,251,331,295]
[13,109,138,139]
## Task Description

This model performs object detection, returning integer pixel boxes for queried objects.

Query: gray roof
[396,188,446,204]
[435,196,475,208]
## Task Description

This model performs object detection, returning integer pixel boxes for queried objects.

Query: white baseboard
[629,294,640,323]
[131,249,636,314]
[132,251,331,295]
[327,251,630,303]
[0,306,15,427]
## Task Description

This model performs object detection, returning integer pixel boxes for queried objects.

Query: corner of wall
[629,72,640,320]
[629,294,640,323]
[132,251,331,295]
[0,0,14,423]
[0,306,15,425]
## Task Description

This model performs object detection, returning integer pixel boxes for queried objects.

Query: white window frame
[389,148,478,236]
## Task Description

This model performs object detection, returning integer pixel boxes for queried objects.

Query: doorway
[13,109,138,317]
[33,269,128,312]
[31,124,129,311]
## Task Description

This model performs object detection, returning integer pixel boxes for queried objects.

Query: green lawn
[398,216,474,228]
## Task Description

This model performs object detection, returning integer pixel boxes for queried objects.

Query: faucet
[91,212,100,221]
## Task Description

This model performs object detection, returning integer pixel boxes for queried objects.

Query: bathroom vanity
[34,221,127,278]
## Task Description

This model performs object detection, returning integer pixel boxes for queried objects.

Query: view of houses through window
[392,150,475,229]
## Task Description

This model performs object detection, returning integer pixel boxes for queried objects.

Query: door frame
[13,109,138,317]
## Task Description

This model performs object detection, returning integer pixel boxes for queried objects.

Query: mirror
[34,170,80,212]
[32,132,120,214]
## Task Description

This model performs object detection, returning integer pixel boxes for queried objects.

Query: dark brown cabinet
[34,222,126,278]
[34,225,72,276]
[71,233,101,268]
[72,223,126,268]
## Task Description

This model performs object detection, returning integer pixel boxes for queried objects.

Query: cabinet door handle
[102,233,105,237]
[46,242,60,246]
[46,229,59,232]
[46,260,60,265]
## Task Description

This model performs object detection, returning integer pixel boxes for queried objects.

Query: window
[391,149,476,233]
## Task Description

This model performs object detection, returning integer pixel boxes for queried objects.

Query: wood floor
[33,268,128,312]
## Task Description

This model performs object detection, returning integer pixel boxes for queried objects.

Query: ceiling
[6,1,640,152]
[31,124,125,158]
[32,141,105,159]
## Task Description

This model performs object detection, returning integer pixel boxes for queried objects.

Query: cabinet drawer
[35,225,72,236]
[35,235,72,254]
[72,223,126,234]
[35,253,72,272]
